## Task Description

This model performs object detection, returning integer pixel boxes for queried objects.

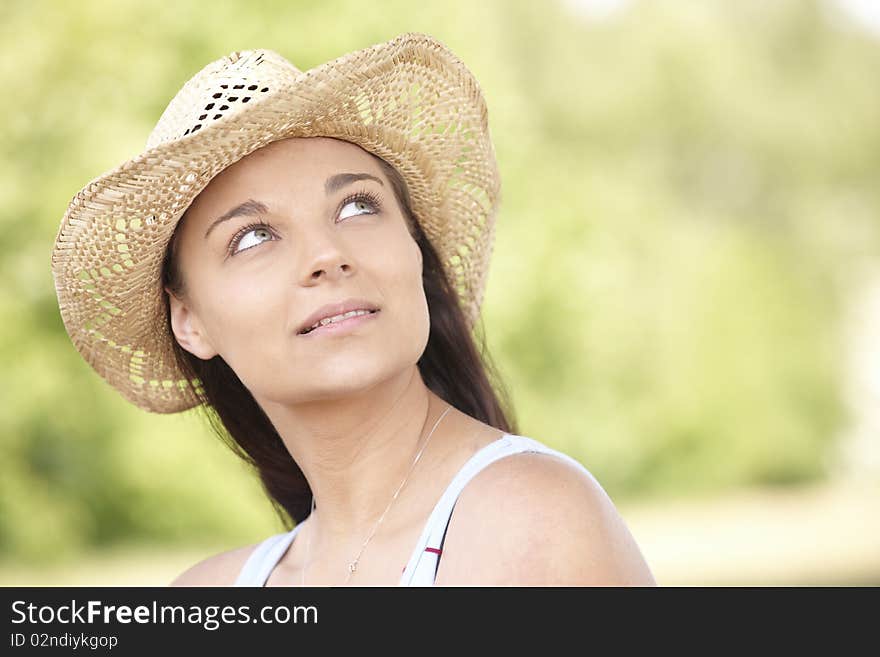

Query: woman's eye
[339,198,376,221]
[234,226,273,253]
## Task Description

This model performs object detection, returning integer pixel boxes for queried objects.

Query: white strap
[233,523,303,586]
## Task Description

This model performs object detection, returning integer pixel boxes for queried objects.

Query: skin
[167,136,656,586]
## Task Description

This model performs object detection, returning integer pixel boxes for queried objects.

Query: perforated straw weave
[51,33,501,414]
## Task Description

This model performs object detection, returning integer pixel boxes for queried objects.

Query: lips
[297,297,381,335]
[299,309,380,336]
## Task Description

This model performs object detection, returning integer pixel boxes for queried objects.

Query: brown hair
[161,148,517,527]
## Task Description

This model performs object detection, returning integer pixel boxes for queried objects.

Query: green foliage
[1,0,876,563]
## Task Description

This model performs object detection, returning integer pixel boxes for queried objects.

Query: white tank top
[233,433,600,586]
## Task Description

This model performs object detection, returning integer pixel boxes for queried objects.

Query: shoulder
[169,541,263,586]
[434,446,656,586]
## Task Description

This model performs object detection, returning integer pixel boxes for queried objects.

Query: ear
[165,287,218,360]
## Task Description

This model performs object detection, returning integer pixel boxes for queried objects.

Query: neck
[258,366,448,543]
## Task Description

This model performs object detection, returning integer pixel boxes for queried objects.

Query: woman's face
[166,136,430,405]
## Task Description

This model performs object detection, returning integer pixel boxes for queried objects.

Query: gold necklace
[301,403,451,586]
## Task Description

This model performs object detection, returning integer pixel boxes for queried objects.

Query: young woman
[51,34,655,586]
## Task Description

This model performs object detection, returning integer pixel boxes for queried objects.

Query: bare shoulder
[169,542,261,587]
[434,449,656,586]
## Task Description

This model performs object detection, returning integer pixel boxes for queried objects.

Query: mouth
[298,308,380,335]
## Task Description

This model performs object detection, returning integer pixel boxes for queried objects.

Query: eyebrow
[203,172,384,239]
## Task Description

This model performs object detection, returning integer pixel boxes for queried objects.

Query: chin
[272,365,396,403]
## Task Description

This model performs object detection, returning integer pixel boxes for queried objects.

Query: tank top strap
[399,433,597,586]
[233,523,304,586]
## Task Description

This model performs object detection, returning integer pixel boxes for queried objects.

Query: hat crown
[145,49,301,150]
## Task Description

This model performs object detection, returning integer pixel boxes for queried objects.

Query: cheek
[201,272,288,361]
[386,239,430,338]
[357,222,422,302]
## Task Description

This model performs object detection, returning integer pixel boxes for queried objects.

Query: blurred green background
[2,0,879,585]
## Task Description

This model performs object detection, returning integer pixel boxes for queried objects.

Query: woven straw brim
[51,33,501,414]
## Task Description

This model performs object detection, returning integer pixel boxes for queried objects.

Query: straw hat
[51,32,501,415]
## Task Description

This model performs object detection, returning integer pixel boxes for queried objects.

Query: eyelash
[226,189,384,257]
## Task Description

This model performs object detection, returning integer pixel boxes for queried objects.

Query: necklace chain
[301,403,452,586]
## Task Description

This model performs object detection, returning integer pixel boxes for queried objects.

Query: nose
[298,226,354,285]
